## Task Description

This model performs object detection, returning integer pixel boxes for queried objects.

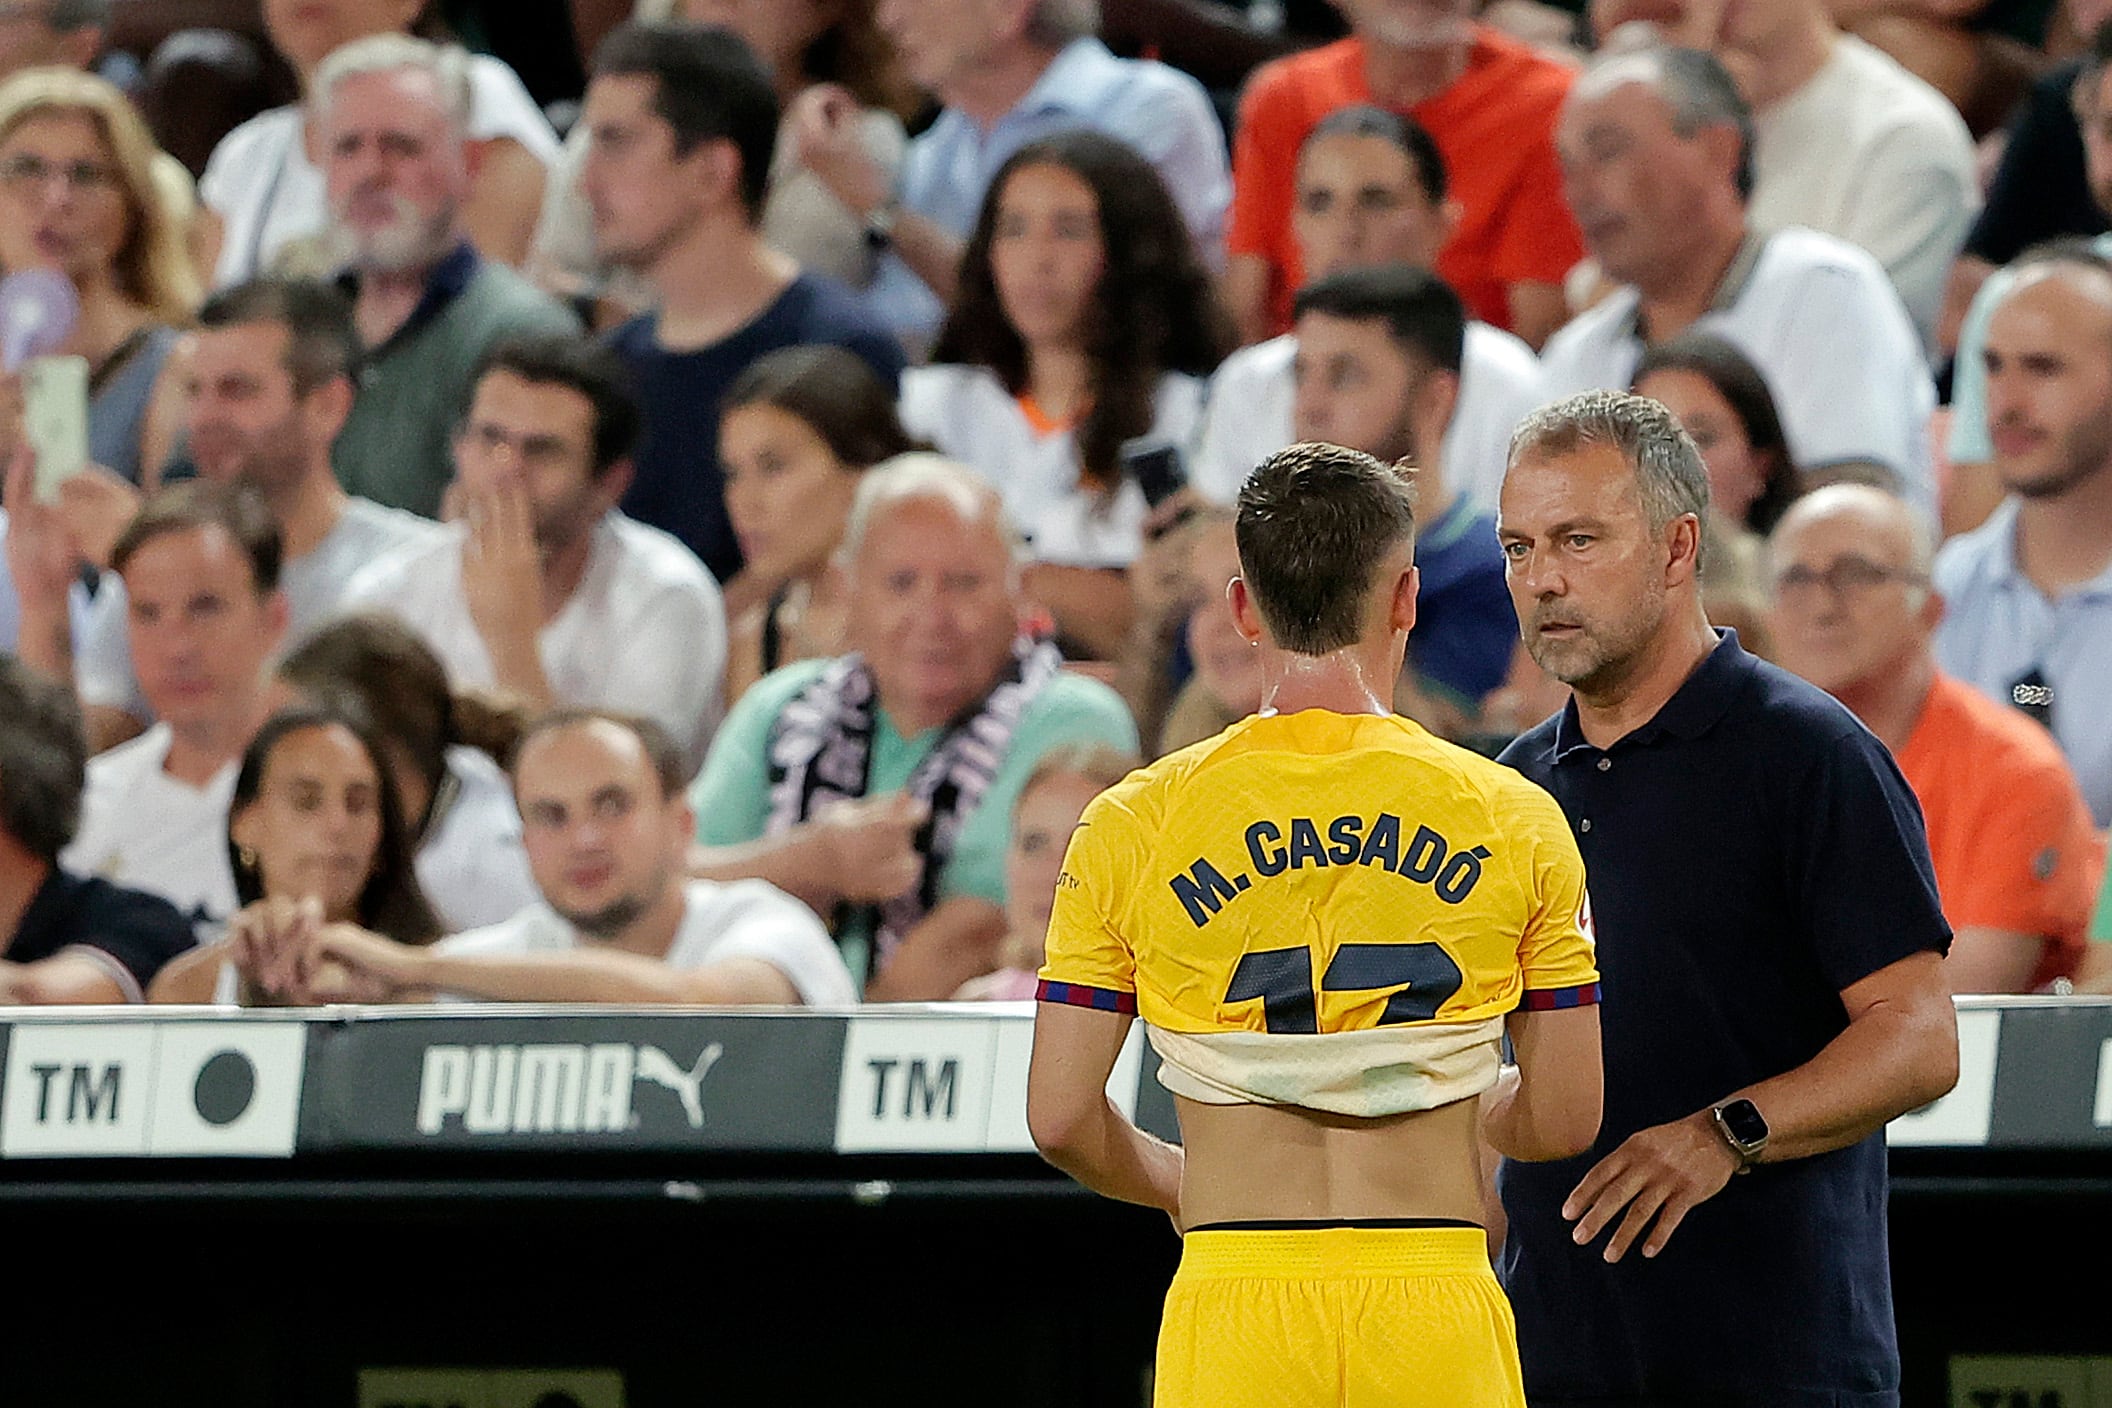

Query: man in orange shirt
[1769,483,2102,993]
[1223,0,1583,347]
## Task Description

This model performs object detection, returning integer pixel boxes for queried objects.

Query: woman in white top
[200,0,559,283]
[529,0,913,316]
[900,130,1234,659]
[148,704,445,1004]
[273,612,541,933]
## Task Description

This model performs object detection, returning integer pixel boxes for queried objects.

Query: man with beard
[316,34,577,519]
[68,279,442,746]
[1493,389,1959,1407]
[286,710,855,1007]
[342,336,728,778]
[1934,245,2112,828]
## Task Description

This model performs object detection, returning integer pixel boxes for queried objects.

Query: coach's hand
[1562,1110,1739,1262]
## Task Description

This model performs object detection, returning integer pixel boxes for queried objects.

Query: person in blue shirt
[1287,263,1519,734]
[583,22,904,585]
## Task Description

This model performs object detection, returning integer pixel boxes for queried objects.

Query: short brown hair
[516,708,686,801]
[1235,442,1417,656]
[110,480,282,594]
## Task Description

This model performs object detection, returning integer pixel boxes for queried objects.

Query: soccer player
[1027,442,1605,1407]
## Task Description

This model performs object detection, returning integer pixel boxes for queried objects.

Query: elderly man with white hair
[687,454,1139,1000]
[312,34,577,518]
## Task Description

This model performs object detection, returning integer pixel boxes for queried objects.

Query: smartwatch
[1711,1098,1769,1172]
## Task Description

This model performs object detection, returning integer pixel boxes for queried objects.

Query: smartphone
[1123,439,1189,509]
[24,353,88,503]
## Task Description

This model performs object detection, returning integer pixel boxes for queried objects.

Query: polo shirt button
[1580,819,1592,833]
[1597,757,1612,772]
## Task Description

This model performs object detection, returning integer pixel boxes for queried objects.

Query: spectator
[1934,245,2112,827]
[690,455,1139,1000]
[1538,47,1937,519]
[584,22,904,584]
[900,131,1233,660]
[0,653,192,1003]
[71,277,443,747]
[200,0,559,283]
[314,36,580,518]
[793,0,1230,352]
[1941,12,2112,358]
[1771,484,2102,994]
[294,710,859,1006]
[1595,0,1976,352]
[1193,105,1544,518]
[1287,265,1516,727]
[718,345,921,704]
[952,742,1137,1000]
[0,67,199,485]
[342,335,728,779]
[146,703,443,1003]
[1224,0,1583,345]
[1951,30,2112,475]
[529,0,916,311]
[57,481,286,925]
[276,614,538,933]
[1497,390,1957,1408]
[1115,507,1268,757]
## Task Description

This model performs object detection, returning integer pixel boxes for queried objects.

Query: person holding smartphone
[898,130,1234,660]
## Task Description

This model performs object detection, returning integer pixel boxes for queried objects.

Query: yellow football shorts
[1153,1223,1527,1408]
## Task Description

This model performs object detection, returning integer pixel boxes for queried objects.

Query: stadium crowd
[0,0,2107,1011]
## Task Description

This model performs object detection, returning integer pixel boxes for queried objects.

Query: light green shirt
[691,657,1139,985]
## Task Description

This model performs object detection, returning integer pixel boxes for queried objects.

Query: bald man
[1770,484,2102,994]
[1934,246,2112,830]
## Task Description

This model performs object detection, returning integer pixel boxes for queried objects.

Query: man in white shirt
[1191,105,1543,515]
[1539,47,1936,517]
[342,335,727,778]
[75,277,442,744]
[58,483,286,925]
[304,709,855,1006]
[1595,0,1976,352]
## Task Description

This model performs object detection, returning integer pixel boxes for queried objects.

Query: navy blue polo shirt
[9,866,196,999]
[1497,630,1949,1408]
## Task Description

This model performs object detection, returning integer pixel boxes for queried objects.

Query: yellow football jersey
[1039,710,1598,1115]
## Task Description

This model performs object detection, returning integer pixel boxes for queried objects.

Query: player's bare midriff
[1173,1092,1485,1228]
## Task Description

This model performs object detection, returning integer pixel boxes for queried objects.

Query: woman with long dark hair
[718,343,921,702]
[148,703,442,1003]
[901,129,1235,659]
[273,612,537,932]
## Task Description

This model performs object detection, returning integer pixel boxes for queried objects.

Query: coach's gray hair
[1026,0,1101,47]
[1510,390,1713,535]
[313,34,476,139]
[837,453,1028,568]
[1576,45,1755,201]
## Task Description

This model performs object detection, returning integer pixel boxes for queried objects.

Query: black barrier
[0,997,2106,1161]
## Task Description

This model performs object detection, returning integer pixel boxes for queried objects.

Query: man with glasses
[1935,243,2112,828]
[342,335,727,779]
[1771,484,2102,994]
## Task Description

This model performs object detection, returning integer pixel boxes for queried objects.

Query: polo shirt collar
[1622,225,1772,347]
[336,240,481,355]
[1980,498,2112,603]
[1016,37,1123,119]
[1551,628,1755,759]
